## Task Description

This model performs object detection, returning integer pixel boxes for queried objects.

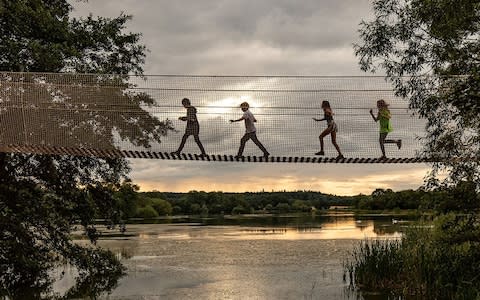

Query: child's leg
[379,132,387,157]
[319,129,330,152]
[330,132,343,156]
[383,137,402,149]
[384,138,397,144]
[237,133,251,156]
[250,133,269,155]
[193,135,206,155]
[176,134,189,153]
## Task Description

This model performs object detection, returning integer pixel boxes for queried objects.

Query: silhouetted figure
[370,99,401,159]
[230,102,269,158]
[172,98,207,156]
[313,100,344,159]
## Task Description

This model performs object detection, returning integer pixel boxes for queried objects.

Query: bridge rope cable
[0,72,461,163]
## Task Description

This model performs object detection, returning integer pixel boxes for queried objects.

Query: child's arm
[369,109,378,122]
[313,108,331,122]
[230,116,245,123]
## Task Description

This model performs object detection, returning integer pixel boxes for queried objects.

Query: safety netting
[0,72,431,163]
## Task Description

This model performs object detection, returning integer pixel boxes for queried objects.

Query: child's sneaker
[315,151,325,155]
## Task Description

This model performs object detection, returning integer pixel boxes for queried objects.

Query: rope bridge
[0,72,433,163]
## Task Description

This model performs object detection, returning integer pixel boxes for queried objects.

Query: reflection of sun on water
[233,219,401,240]
[131,219,401,241]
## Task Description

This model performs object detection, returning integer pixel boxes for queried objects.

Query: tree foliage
[136,190,334,215]
[351,184,479,212]
[0,0,173,296]
[351,2,480,297]
[354,0,480,187]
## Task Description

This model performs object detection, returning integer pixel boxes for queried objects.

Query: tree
[136,205,159,219]
[0,0,173,296]
[114,181,140,219]
[355,0,480,188]
[151,198,173,216]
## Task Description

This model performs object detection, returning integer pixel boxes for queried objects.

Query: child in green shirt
[370,99,402,159]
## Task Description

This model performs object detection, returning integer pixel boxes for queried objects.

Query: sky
[70,0,431,195]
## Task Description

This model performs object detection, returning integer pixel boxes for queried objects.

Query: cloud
[130,160,429,195]
[70,0,430,195]
[71,0,372,75]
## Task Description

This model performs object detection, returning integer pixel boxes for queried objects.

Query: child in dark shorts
[172,98,207,156]
[313,100,344,159]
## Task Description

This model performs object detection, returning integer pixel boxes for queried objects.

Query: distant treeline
[112,181,479,219]
[113,184,359,219]
[126,190,350,219]
[350,181,479,212]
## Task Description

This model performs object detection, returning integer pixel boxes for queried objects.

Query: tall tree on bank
[354,0,480,187]
[0,0,173,296]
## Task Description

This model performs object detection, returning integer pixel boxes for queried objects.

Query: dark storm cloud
[71,0,372,75]
[155,0,370,49]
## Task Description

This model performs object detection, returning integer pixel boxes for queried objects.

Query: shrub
[135,205,159,219]
[231,205,248,215]
[150,198,173,216]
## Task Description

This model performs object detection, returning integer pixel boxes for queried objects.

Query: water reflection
[108,213,406,241]
[2,264,123,300]
[48,213,414,299]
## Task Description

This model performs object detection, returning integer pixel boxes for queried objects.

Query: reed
[344,213,480,299]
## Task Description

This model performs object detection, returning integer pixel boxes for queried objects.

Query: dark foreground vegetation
[344,0,480,297]
[1,0,173,298]
[345,181,480,299]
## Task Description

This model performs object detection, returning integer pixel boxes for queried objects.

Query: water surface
[56,212,410,299]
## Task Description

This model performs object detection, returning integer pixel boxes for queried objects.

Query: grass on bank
[344,213,480,299]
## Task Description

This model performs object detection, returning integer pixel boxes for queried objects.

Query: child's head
[321,100,331,109]
[181,98,191,107]
[376,99,389,109]
[240,102,249,111]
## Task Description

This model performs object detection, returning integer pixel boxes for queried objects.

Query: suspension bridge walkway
[0,72,455,163]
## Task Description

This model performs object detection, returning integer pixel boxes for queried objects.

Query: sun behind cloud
[205,95,263,117]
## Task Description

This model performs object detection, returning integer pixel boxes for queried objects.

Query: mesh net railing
[0,72,430,163]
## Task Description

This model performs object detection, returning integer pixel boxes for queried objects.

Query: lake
[54,212,412,299]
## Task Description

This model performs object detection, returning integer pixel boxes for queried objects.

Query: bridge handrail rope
[0,72,472,163]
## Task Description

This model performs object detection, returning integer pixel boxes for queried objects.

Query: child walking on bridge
[173,98,207,157]
[230,102,270,158]
[313,100,344,159]
[370,99,402,159]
